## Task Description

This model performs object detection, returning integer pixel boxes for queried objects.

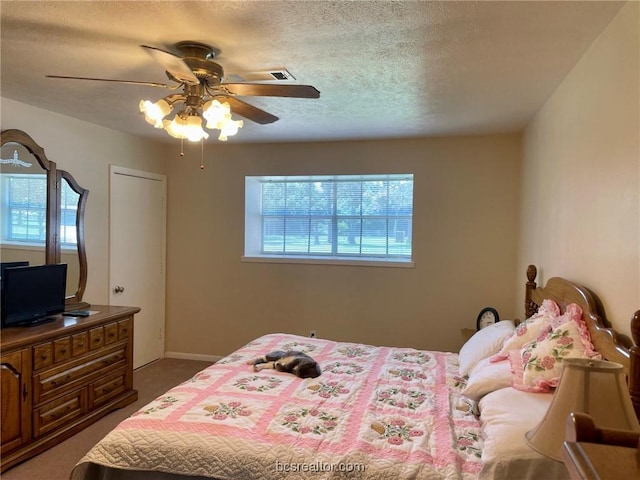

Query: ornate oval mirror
[0,129,89,308]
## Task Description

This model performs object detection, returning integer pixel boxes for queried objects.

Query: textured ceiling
[0,1,626,144]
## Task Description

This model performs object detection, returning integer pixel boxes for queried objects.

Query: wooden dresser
[0,305,139,472]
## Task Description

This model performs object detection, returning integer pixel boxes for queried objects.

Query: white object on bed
[458,321,515,376]
[478,387,569,480]
[461,357,511,402]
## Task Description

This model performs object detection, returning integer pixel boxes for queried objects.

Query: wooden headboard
[524,264,640,419]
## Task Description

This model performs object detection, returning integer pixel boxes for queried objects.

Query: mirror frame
[1,129,57,262]
[1,129,89,308]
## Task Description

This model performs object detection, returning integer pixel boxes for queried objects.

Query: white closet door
[109,166,166,369]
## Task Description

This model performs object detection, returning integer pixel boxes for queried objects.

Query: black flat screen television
[1,263,67,327]
[1,261,30,280]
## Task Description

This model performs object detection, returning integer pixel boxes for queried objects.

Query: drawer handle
[50,406,72,420]
[41,354,49,360]
[77,342,84,348]
[93,338,101,343]
[50,374,71,387]
[60,348,67,354]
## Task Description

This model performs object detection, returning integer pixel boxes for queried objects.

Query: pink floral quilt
[71,333,483,480]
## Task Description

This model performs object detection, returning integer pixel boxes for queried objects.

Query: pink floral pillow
[508,303,601,393]
[490,299,560,363]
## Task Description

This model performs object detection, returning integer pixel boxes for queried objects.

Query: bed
[70,265,640,480]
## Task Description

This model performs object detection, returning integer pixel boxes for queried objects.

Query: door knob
[113,285,125,294]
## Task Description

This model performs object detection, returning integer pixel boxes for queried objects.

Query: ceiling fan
[46,41,320,141]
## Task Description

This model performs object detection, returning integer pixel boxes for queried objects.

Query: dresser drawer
[90,368,126,409]
[53,337,71,363]
[32,343,53,371]
[33,345,127,404]
[33,388,87,437]
[89,327,105,350]
[72,332,88,357]
[104,322,119,345]
[118,318,132,340]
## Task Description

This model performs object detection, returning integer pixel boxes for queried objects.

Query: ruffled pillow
[509,303,601,393]
[490,299,560,362]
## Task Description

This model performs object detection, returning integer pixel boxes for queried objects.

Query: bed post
[630,310,640,420]
[525,264,538,319]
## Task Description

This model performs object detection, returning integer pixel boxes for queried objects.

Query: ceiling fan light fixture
[163,114,188,139]
[48,41,319,145]
[203,99,232,129]
[162,113,210,142]
[139,99,172,128]
[184,115,209,142]
[218,119,243,142]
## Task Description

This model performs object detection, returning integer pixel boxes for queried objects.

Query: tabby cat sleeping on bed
[247,350,321,379]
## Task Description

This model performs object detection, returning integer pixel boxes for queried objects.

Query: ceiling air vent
[224,69,297,83]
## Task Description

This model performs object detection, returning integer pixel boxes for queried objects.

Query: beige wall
[519,2,639,338]
[1,98,168,304]
[165,135,522,356]
[1,97,522,357]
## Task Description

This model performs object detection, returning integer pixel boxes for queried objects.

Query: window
[2,173,47,243]
[244,174,413,266]
[59,180,79,246]
[0,173,78,246]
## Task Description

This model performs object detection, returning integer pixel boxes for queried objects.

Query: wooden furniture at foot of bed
[524,265,640,421]
[0,305,140,473]
[629,310,640,420]
[562,412,640,480]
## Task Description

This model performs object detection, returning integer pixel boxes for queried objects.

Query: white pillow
[461,356,512,402]
[478,387,562,480]
[458,320,515,376]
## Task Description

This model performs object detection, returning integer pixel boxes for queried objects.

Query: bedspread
[71,333,483,480]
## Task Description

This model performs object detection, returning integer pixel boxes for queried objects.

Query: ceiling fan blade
[141,45,199,86]
[46,75,169,88]
[219,96,279,125]
[222,83,320,99]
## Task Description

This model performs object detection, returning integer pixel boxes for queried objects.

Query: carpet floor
[2,358,212,480]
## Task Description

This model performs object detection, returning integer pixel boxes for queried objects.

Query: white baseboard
[164,351,223,363]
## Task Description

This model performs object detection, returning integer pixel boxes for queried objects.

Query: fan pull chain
[179,137,184,157]
[200,139,205,169]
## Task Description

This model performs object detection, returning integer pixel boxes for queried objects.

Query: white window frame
[243,174,414,268]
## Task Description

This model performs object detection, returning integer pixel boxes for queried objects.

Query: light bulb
[203,99,232,129]
[139,99,171,128]
[163,115,188,139]
[218,119,243,141]
[184,116,209,142]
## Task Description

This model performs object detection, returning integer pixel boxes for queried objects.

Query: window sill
[1,241,45,250]
[241,255,414,268]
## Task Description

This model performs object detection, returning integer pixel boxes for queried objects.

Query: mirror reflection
[58,169,88,305]
[0,142,47,268]
[60,177,80,297]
